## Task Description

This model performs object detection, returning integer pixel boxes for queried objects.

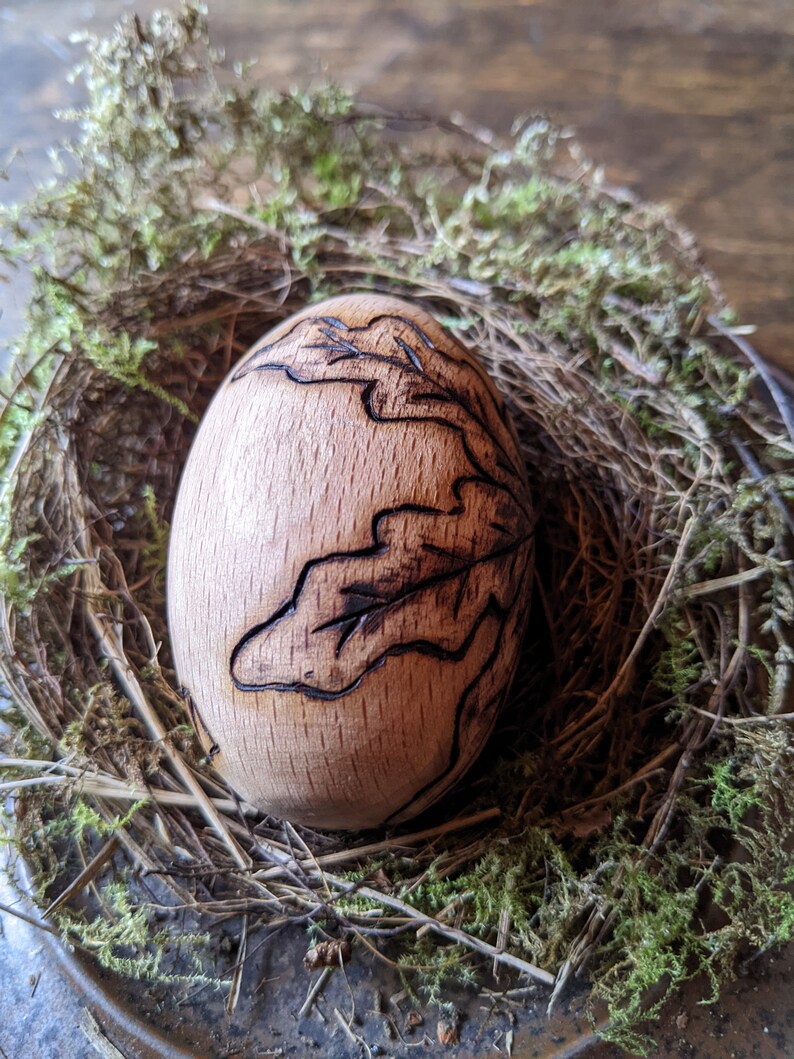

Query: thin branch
[252,836,555,988]
[44,835,120,919]
[707,313,794,447]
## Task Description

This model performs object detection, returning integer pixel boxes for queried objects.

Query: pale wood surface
[1,0,792,377]
[167,294,532,828]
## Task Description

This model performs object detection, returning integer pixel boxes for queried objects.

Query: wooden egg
[167,293,533,829]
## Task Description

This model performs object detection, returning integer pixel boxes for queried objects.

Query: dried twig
[299,965,335,1019]
[44,836,120,919]
[80,1009,127,1059]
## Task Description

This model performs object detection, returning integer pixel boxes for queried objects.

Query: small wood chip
[303,937,352,970]
[437,1016,460,1046]
[405,1008,423,1033]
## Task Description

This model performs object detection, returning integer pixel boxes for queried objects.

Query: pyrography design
[228,312,533,819]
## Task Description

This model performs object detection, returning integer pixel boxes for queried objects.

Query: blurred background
[1,0,793,373]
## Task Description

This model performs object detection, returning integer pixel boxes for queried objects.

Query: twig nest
[4,11,794,1040]
[167,294,533,828]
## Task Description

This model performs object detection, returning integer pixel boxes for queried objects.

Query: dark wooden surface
[1,0,793,373]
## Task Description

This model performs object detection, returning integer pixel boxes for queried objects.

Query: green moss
[595,862,705,1053]
[141,485,170,577]
[653,613,704,712]
[67,797,150,843]
[56,877,213,984]
[592,723,794,1053]
[707,758,763,832]
[397,937,476,1008]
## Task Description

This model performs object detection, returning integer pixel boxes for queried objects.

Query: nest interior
[1,7,793,1053]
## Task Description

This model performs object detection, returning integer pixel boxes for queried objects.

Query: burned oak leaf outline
[228,311,532,817]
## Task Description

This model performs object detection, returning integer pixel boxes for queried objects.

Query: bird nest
[1,7,793,1054]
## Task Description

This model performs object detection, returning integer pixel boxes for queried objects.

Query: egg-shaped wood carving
[167,293,533,829]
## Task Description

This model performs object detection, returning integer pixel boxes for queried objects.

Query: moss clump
[0,5,792,1054]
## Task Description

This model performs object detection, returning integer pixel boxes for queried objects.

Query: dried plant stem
[707,314,794,447]
[80,1009,127,1059]
[253,836,555,987]
[680,561,793,600]
[253,808,500,879]
[692,710,794,725]
[84,598,251,872]
[44,836,120,919]
[224,914,248,1016]
[0,901,62,938]
[299,965,335,1018]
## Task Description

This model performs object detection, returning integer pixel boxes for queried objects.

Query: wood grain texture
[167,294,533,829]
[2,0,792,377]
